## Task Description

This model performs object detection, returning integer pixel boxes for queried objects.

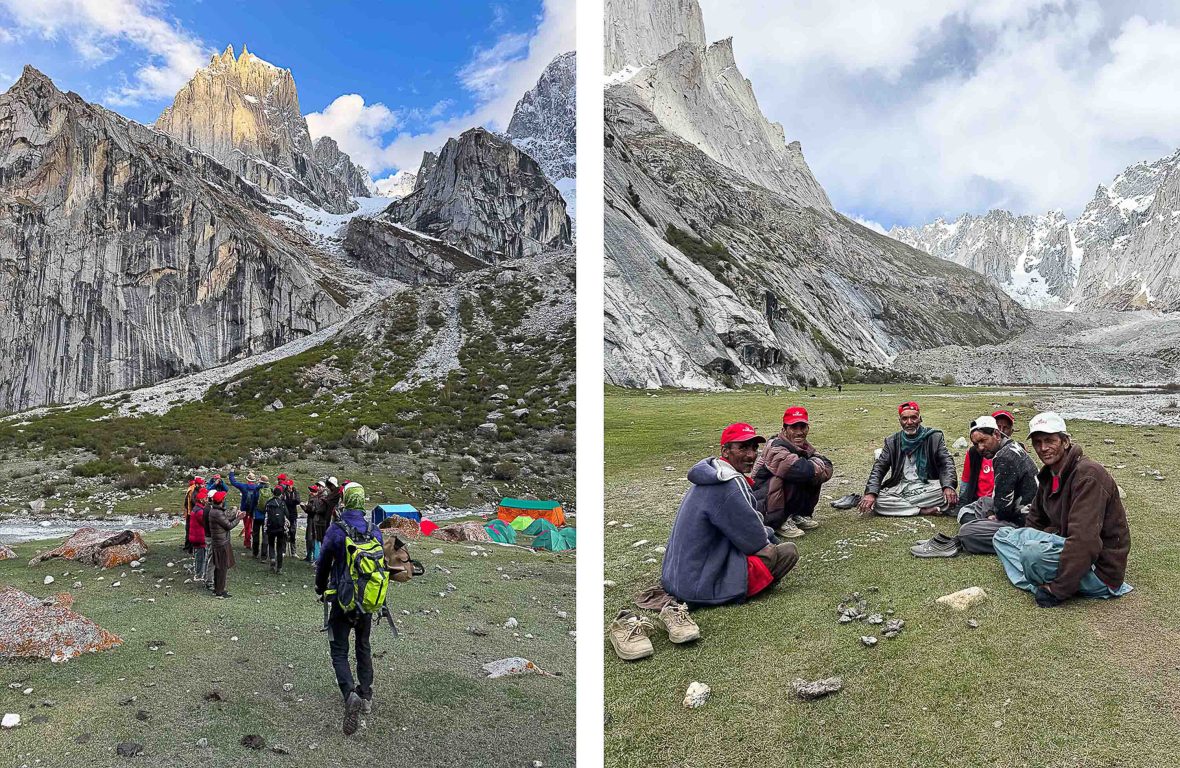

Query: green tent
[533,526,576,552]
[485,518,517,544]
[523,518,558,537]
[508,515,536,532]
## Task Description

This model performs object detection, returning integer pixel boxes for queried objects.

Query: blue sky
[0,0,574,183]
[699,1,1180,230]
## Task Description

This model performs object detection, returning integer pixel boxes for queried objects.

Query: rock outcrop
[893,150,1180,311]
[506,51,577,182]
[605,0,706,74]
[344,128,571,280]
[313,135,374,197]
[0,586,122,662]
[156,45,363,213]
[603,0,1027,389]
[0,67,347,413]
[29,528,148,568]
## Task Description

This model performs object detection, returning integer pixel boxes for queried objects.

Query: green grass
[2,526,575,767]
[604,384,1180,768]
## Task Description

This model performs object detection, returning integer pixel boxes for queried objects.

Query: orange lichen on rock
[0,586,121,662]
[0,544,15,560]
[435,521,493,543]
[29,528,147,568]
[378,515,421,540]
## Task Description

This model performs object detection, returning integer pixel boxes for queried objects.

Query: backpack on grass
[333,520,390,615]
[382,534,425,583]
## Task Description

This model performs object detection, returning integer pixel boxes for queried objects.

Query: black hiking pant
[286,511,299,554]
[251,518,264,557]
[765,484,823,529]
[305,519,315,559]
[327,602,373,701]
[266,530,286,571]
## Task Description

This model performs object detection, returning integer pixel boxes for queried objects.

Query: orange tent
[496,498,565,527]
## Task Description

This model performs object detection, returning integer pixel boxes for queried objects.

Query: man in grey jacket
[858,401,958,516]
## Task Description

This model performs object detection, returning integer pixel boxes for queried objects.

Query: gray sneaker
[342,691,363,735]
[777,519,806,538]
[608,609,656,661]
[789,514,819,530]
[830,493,862,510]
[659,602,700,643]
[910,533,961,558]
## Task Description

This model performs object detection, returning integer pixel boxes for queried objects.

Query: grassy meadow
[2,526,576,768]
[604,384,1180,768]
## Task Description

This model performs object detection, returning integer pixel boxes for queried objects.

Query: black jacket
[865,429,956,495]
[987,437,1039,523]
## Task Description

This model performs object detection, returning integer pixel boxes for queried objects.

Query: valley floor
[3,527,576,768]
[604,384,1180,768]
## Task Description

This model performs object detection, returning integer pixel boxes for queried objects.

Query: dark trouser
[328,602,373,701]
[286,512,299,554]
[266,530,286,570]
[756,541,799,584]
[214,556,228,594]
[305,519,315,558]
[956,498,1015,555]
[765,484,823,529]
[251,518,264,557]
[192,546,206,580]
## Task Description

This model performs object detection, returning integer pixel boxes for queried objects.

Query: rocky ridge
[605,0,706,75]
[506,51,577,184]
[892,150,1180,311]
[312,136,374,197]
[0,66,350,413]
[603,0,1027,389]
[156,45,365,214]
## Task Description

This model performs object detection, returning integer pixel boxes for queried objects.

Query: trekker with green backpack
[314,482,389,735]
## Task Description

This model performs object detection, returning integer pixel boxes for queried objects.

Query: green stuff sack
[334,520,389,615]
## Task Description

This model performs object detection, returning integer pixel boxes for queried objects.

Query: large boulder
[0,586,122,662]
[29,528,148,569]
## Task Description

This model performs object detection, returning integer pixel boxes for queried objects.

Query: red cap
[720,423,766,446]
[196,487,209,501]
[991,410,1015,423]
[898,401,920,415]
[212,490,227,504]
[278,473,288,480]
[193,476,204,485]
[783,406,809,425]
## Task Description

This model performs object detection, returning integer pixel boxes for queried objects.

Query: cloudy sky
[0,0,574,191]
[697,0,1180,230]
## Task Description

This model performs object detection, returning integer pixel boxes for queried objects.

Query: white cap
[1028,411,1069,437]
[326,475,339,488]
[969,415,998,434]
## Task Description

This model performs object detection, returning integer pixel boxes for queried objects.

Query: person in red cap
[613,423,801,661]
[858,401,958,516]
[751,406,834,537]
[206,489,240,598]
[182,476,204,554]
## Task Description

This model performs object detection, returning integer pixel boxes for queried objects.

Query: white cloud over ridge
[0,0,211,106]
[696,1,1180,227]
[309,0,575,179]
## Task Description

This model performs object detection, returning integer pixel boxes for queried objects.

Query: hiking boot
[831,493,862,510]
[659,602,701,643]
[777,519,806,538]
[608,609,656,661]
[790,514,820,530]
[214,592,232,599]
[342,691,362,735]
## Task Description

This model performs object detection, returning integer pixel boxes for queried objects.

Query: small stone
[663,466,675,472]
[504,618,519,629]
[166,562,175,568]
[241,734,265,750]
[43,576,54,585]
[606,520,618,526]
[994,720,1003,728]
[1,713,19,729]
[431,548,444,555]
[792,677,843,700]
[936,586,988,611]
[196,738,208,748]
[72,582,82,588]
[135,710,150,721]
[631,539,649,547]
[283,684,294,692]
[111,581,121,588]
[867,613,883,624]
[682,681,711,708]
[231,636,239,641]
[860,636,878,646]
[967,619,979,629]
[271,745,291,755]
[116,742,143,757]
[22,688,32,695]
[604,580,617,588]
[1103,439,1115,444]
[883,619,905,639]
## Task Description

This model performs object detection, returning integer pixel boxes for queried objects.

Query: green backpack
[333,520,389,615]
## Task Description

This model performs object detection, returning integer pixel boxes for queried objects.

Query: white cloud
[694,2,1180,226]
[311,0,575,175]
[0,0,211,105]
[306,94,400,171]
[849,215,887,234]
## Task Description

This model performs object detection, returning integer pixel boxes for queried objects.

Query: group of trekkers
[611,400,1133,659]
[181,472,381,734]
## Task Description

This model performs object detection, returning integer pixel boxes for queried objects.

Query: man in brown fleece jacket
[993,411,1133,606]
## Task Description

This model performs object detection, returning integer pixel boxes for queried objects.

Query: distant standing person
[751,406,834,538]
[263,486,288,574]
[858,401,958,516]
[182,476,203,553]
[229,470,265,558]
[302,482,321,562]
[206,490,239,599]
[188,486,209,582]
[315,482,383,735]
[993,412,1133,606]
[280,476,301,557]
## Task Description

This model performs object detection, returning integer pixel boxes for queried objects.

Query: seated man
[858,401,957,516]
[752,406,834,538]
[914,415,1038,556]
[993,412,1133,606]
[612,424,799,661]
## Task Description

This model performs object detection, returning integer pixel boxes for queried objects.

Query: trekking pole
[379,604,399,638]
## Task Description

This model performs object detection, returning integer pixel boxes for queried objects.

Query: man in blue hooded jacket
[662,423,799,607]
[315,482,383,736]
[229,469,266,558]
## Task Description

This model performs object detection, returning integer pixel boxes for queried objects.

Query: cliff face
[155,45,363,213]
[0,67,347,412]
[506,51,577,183]
[313,136,374,197]
[602,0,1028,389]
[605,0,706,74]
